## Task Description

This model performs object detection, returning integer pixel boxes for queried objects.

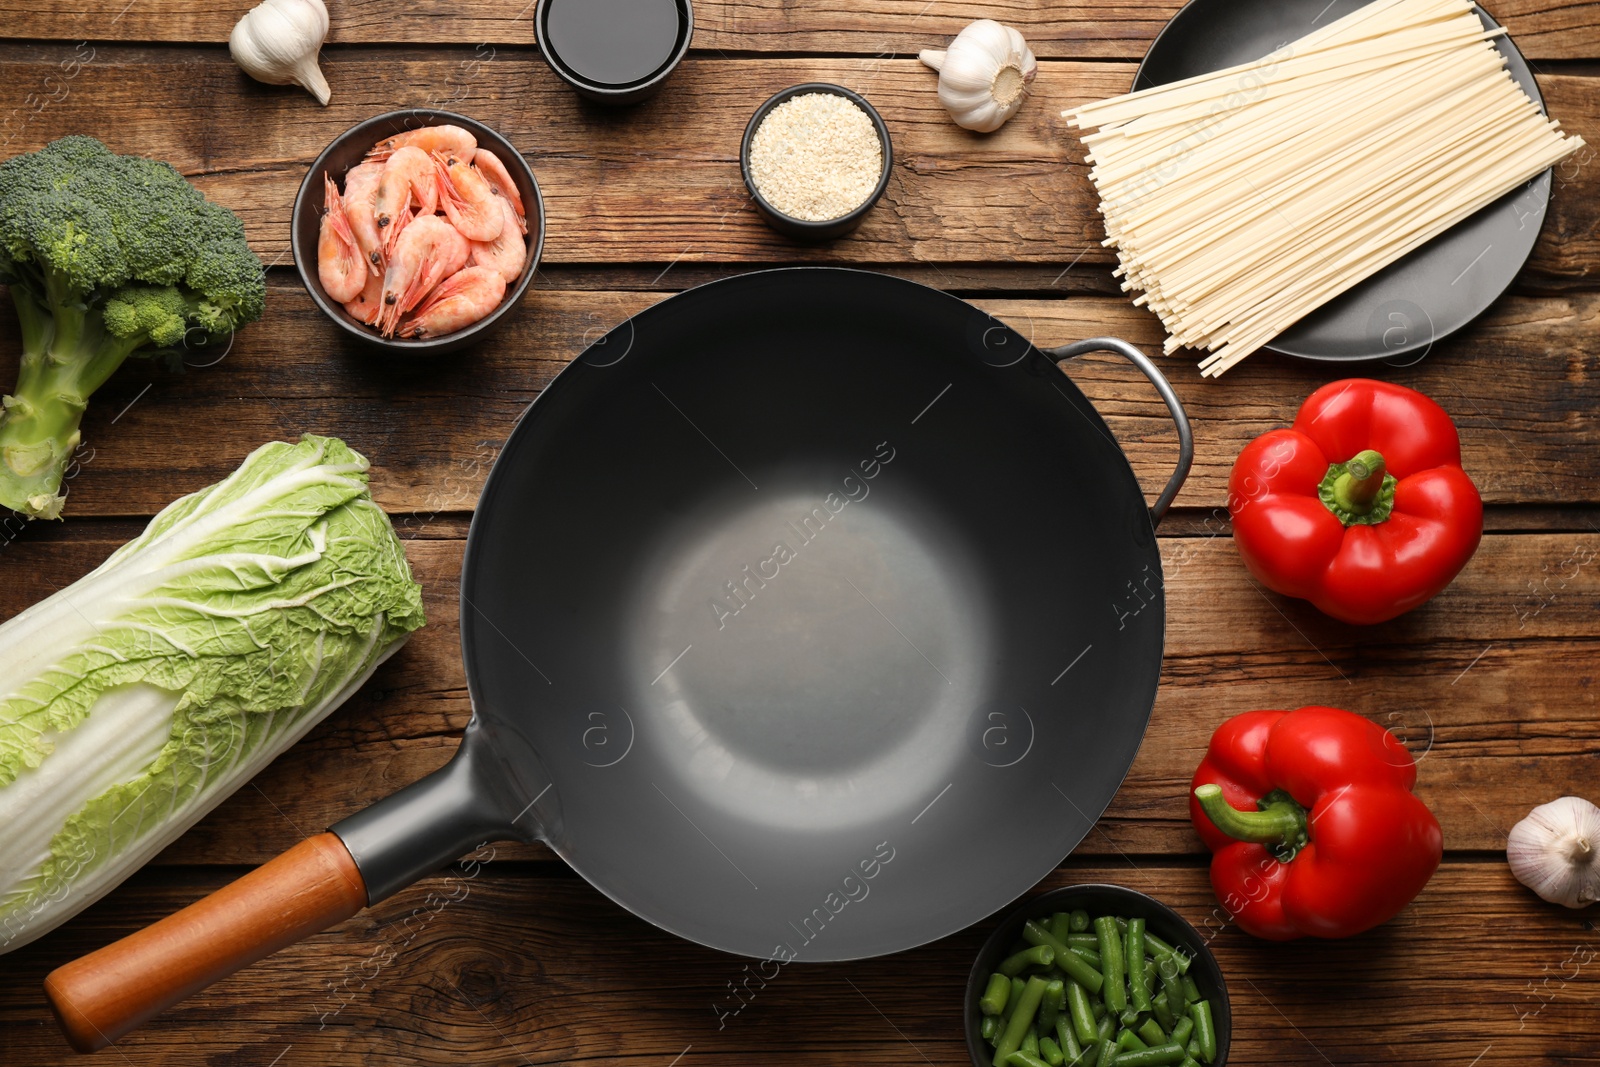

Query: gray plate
[1134,0,1552,363]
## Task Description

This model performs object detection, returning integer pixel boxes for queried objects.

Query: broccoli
[0,136,265,519]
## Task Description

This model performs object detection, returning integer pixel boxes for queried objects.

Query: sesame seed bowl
[740,83,893,241]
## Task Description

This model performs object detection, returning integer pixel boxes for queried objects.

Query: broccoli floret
[0,136,265,519]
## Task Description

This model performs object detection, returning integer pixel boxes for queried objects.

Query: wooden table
[2,1,1598,1063]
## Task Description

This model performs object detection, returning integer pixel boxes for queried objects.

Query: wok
[45,268,1192,1051]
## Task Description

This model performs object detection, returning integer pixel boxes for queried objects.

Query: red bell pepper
[1228,378,1482,624]
[1189,706,1442,940]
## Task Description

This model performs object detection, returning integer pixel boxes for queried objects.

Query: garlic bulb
[1507,796,1600,909]
[919,20,1037,133]
[229,0,332,106]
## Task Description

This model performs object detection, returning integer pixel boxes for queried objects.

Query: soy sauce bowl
[535,0,694,105]
[964,885,1232,1067]
[291,108,545,356]
[740,83,893,241]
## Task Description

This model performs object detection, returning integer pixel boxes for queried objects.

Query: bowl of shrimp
[291,109,545,354]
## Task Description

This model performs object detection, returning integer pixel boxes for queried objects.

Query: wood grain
[0,283,1595,519]
[1,48,1597,279]
[1,529,1593,867]
[3,861,1596,1066]
[1,0,1597,60]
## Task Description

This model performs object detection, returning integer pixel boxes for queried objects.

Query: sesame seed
[749,92,884,222]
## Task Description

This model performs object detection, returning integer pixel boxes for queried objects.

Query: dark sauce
[542,0,685,88]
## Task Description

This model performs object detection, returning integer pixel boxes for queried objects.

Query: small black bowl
[535,0,693,105]
[291,108,545,355]
[964,885,1232,1067]
[740,83,893,241]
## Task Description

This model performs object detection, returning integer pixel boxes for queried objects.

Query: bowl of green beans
[965,885,1230,1067]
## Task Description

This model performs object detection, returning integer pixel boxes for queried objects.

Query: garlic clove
[229,0,333,106]
[1507,796,1600,909]
[920,19,1037,134]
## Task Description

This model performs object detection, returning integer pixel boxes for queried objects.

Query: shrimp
[366,123,478,164]
[343,267,385,326]
[341,161,386,275]
[378,215,469,337]
[397,266,507,339]
[373,146,439,257]
[471,148,527,234]
[317,174,366,303]
[467,193,527,284]
[433,151,504,243]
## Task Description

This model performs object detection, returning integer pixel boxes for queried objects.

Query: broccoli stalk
[0,136,265,519]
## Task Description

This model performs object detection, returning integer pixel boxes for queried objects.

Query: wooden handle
[45,832,367,1053]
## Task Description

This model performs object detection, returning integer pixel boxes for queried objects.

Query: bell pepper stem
[1193,784,1309,852]
[1333,450,1386,513]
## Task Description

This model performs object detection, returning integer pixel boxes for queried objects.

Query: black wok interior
[460,268,1165,960]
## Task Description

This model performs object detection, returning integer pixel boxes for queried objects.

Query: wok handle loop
[1048,337,1193,525]
[44,833,367,1053]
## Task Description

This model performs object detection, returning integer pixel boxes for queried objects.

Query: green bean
[1168,1017,1193,1049]
[994,975,1049,1067]
[1187,1000,1216,1064]
[1066,981,1099,1046]
[982,1016,1001,1041]
[1156,953,1187,1010]
[1096,1013,1116,1042]
[1185,1040,1201,1062]
[1025,920,1106,994]
[1091,1037,1117,1067]
[1071,947,1103,969]
[1012,977,1027,1009]
[1126,918,1151,1012]
[1007,1053,1052,1067]
[1119,1007,1141,1029]
[1040,1036,1065,1067]
[1057,1017,1083,1063]
[1023,1028,1040,1056]
[982,973,1012,1015]
[1115,1028,1147,1052]
[1180,976,1201,1006]
[1151,991,1175,1032]
[1001,944,1055,977]
[1137,1019,1167,1047]
[1039,980,1066,1033]
[1066,933,1100,949]
[1069,909,1091,932]
[1112,1043,1186,1067]
[1142,931,1191,975]
[1179,1058,1201,1067]
[1093,916,1127,1014]
[1051,912,1075,942]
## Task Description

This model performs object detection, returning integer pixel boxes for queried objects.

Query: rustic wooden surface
[1,1,1598,1064]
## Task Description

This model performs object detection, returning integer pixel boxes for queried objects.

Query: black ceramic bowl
[535,0,693,105]
[740,83,893,241]
[964,885,1232,1067]
[291,108,545,355]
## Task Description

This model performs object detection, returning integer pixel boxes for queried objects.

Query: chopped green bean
[1066,933,1100,949]
[1119,1007,1141,1029]
[1179,1058,1201,1067]
[1168,1017,1193,1049]
[1126,918,1151,1013]
[1001,944,1055,977]
[1039,980,1066,1033]
[1115,1028,1147,1052]
[1113,1043,1186,1067]
[1051,913,1075,942]
[1142,931,1190,974]
[982,1016,1001,1041]
[1007,1053,1052,1067]
[1040,1036,1065,1067]
[1097,1014,1116,1041]
[1180,976,1201,1005]
[1187,1001,1216,1064]
[1185,1040,1201,1062]
[1152,991,1175,1032]
[1023,1028,1040,1056]
[1137,1019,1167,1047]
[1013,977,1027,1008]
[1024,920,1105,994]
[1069,909,1091,932]
[1057,1017,1082,1063]
[994,975,1049,1067]
[1093,916,1127,1014]
[1071,947,1103,969]
[982,973,1013,1016]
[1066,981,1099,1045]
